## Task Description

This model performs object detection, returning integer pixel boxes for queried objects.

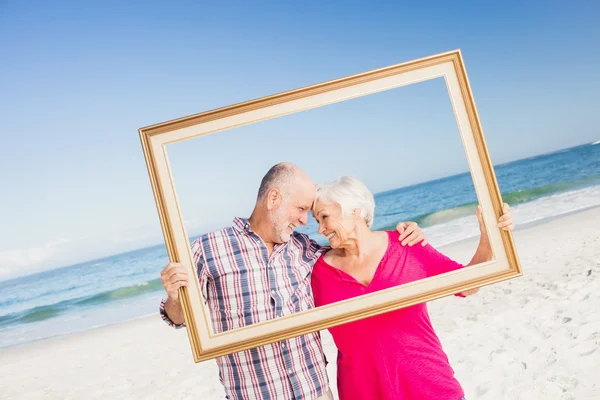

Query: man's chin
[278,232,292,243]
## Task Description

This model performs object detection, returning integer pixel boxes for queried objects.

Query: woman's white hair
[314,176,375,228]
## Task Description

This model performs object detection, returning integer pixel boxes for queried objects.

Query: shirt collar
[232,217,250,233]
[232,216,292,251]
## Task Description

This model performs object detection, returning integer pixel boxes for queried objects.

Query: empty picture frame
[139,49,522,362]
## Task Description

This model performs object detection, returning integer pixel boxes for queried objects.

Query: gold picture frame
[139,49,522,362]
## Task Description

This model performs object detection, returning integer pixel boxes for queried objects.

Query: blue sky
[1,1,599,280]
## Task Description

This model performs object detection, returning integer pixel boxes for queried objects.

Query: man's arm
[159,263,188,327]
[163,297,185,325]
[307,221,428,253]
[158,240,206,328]
[395,221,428,246]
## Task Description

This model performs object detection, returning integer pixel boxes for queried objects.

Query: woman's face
[312,199,358,248]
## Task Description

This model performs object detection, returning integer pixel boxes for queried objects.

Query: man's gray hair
[314,176,375,228]
[257,163,296,201]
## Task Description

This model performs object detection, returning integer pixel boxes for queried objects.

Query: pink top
[311,231,466,400]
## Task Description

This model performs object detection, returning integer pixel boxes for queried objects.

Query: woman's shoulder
[385,230,400,242]
[384,230,431,257]
[313,249,336,273]
[318,248,342,266]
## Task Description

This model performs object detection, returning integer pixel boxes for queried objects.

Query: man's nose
[299,212,308,226]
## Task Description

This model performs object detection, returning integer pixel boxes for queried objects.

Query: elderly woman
[310,176,514,400]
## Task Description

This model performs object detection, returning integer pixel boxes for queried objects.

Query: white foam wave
[424,185,600,247]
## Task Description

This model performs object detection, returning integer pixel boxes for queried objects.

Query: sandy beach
[1,207,599,400]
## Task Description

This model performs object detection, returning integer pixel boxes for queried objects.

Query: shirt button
[282,342,286,347]
[288,368,293,374]
[271,289,276,294]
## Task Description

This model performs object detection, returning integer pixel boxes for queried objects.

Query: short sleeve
[414,244,466,298]
[416,244,464,278]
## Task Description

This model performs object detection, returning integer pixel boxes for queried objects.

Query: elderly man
[159,163,426,400]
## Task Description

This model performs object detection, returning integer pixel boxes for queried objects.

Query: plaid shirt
[160,217,329,400]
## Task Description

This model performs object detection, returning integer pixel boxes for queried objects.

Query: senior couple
[160,162,514,400]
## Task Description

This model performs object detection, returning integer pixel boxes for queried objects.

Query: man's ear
[266,188,282,211]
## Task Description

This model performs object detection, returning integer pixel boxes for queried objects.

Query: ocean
[1,142,599,348]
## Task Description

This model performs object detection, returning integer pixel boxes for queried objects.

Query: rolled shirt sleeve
[158,239,208,328]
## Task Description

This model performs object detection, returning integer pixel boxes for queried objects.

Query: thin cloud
[0,238,72,280]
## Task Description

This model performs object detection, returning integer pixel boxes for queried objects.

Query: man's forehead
[301,193,315,208]
[299,183,315,198]
[312,199,329,212]
[288,186,313,204]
